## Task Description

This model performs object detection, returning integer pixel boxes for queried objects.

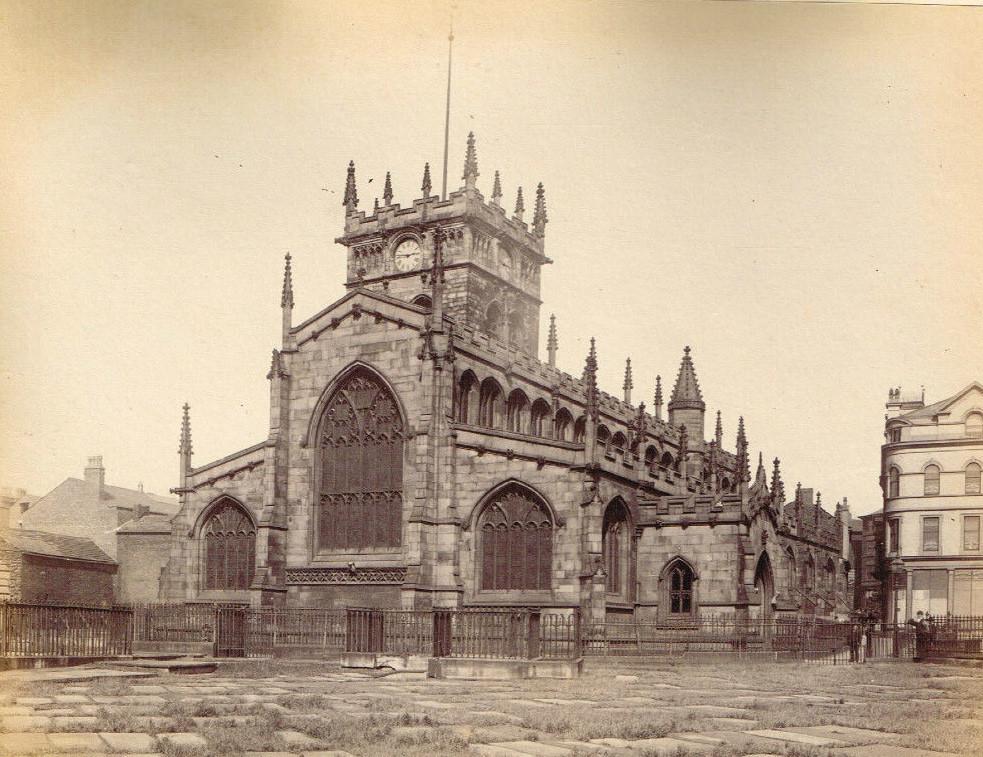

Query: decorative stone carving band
[285,567,407,585]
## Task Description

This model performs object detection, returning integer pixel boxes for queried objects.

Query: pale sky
[1,0,981,515]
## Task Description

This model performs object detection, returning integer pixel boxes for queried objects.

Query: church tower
[333,135,551,356]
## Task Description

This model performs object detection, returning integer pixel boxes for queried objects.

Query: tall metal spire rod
[441,13,454,200]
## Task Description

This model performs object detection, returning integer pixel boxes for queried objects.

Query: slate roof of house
[0,528,116,564]
[900,382,983,421]
[116,513,173,534]
[23,478,178,518]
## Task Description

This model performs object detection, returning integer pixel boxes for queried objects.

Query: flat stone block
[16,697,53,706]
[52,715,99,729]
[491,742,573,756]
[470,746,528,756]
[300,752,357,757]
[1,715,51,731]
[0,732,50,754]
[671,732,727,745]
[157,732,208,749]
[0,706,33,715]
[788,725,902,743]
[100,732,158,753]
[54,694,92,704]
[627,737,713,754]
[46,733,109,753]
[834,747,961,757]
[277,730,320,747]
[614,674,638,682]
[744,729,847,747]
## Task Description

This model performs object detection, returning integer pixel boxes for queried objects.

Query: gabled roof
[0,529,116,564]
[292,285,433,334]
[116,513,173,534]
[902,382,983,421]
[24,478,178,518]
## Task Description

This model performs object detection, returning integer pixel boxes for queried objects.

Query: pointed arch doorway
[754,552,775,622]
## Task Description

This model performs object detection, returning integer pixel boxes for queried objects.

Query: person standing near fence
[908,611,930,661]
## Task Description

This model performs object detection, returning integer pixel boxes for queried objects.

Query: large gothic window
[202,499,256,591]
[478,485,553,591]
[318,369,404,550]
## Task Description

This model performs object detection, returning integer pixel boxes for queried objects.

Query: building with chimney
[164,136,851,621]
[15,456,178,602]
[881,383,983,621]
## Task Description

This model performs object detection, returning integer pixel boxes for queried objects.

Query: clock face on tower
[393,238,423,272]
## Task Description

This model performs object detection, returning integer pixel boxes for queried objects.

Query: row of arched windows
[457,371,694,482]
[888,463,982,497]
[458,371,588,443]
[785,546,837,596]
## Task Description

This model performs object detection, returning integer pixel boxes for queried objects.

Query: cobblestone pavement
[1,660,981,755]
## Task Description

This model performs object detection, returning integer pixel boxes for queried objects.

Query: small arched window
[554,409,573,442]
[660,451,674,472]
[888,467,900,498]
[508,310,523,348]
[644,446,658,469]
[720,476,731,492]
[505,390,528,434]
[457,371,478,424]
[573,417,587,444]
[411,294,433,309]
[967,463,982,495]
[924,464,941,496]
[478,378,503,428]
[801,554,815,591]
[603,500,630,596]
[611,432,628,455]
[485,302,504,340]
[666,560,695,616]
[202,499,256,591]
[596,424,610,450]
[478,484,553,591]
[967,413,983,439]
[530,399,551,437]
[786,547,797,590]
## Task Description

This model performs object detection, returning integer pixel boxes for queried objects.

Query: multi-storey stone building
[882,383,983,622]
[163,136,852,622]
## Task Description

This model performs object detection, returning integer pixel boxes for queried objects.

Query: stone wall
[18,554,116,606]
[116,532,171,603]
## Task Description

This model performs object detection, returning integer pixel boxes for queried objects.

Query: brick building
[0,528,116,606]
[17,457,177,602]
[164,136,851,621]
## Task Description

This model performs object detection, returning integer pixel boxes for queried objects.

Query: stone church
[164,135,851,623]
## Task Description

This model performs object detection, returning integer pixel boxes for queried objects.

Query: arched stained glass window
[318,369,404,550]
[203,499,256,591]
[478,485,553,591]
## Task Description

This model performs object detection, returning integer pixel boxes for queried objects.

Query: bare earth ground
[1,658,982,756]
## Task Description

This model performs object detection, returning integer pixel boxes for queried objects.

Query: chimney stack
[84,455,105,496]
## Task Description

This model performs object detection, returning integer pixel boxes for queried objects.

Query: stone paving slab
[99,732,158,752]
[833,747,962,757]
[788,724,903,743]
[0,732,50,755]
[744,728,848,747]
[277,729,320,747]
[470,746,531,756]
[157,732,208,748]
[1,714,51,731]
[46,732,108,753]
[489,742,574,756]
[626,737,713,754]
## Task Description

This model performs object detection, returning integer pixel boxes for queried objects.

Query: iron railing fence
[0,602,133,658]
[131,602,245,644]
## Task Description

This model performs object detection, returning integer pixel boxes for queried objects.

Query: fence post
[573,608,582,658]
[1,603,7,658]
[527,609,541,660]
